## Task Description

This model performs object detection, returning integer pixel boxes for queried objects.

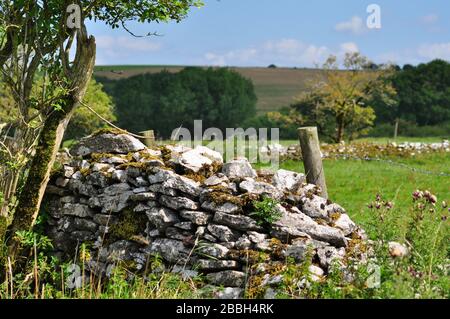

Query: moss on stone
[91,127,128,137]
[107,207,147,244]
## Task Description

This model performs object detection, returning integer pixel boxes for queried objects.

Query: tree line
[96,67,257,139]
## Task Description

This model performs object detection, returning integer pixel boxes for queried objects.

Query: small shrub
[250,196,282,225]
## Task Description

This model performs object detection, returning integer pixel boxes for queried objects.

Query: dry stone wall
[45,131,369,298]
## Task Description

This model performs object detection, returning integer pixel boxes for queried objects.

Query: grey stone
[206,271,246,287]
[70,231,96,242]
[235,235,252,250]
[301,195,328,219]
[92,163,111,172]
[180,210,211,225]
[308,265,324,282]
[174,221,195,231]
[272,169,305,192]
[171,265,199,280]
[146,206,179,228]
[159,195,199,210]
[111,170,127,183]
[176,145,223,173]
[317,246,345,269]
[145,238,191,264]
[222,158,257,180]
[333,213,357,236]
[63,203,93,218]
[165,227,193,241]
[130,192,157,202]
[55,177,70,188]
[196,243,229,259]
[272,205,347,247]
[89,192,133,213]
[239,179,283,199]
[207,224,240,242]
[214,287,243,299]
[149,169,202,197]
[73,218,98,232]
[201,201,241,214]
[103,183,130,196]
[133,187,150,193]
[204,174,229,187]
[63,165,75,178]
[93,214,116,226]
[86,172,109,188]
[70,133,146,157]
[197,259,238,270]
[213,212,263,232]
[149,184,178,196]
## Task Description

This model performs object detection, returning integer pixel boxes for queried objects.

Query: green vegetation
[250,196,282,225]
[97,67,257,139]
[256,152,449,219]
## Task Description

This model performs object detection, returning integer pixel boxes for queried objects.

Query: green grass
[256,152,450,224]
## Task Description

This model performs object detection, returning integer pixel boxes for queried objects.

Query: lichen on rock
[45,132,371,297]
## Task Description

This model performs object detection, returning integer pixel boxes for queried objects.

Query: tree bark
[6,29,96,267]
[336,114,345,143]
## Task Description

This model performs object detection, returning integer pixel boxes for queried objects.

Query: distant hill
[94,65,323,114]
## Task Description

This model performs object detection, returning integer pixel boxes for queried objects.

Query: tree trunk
[336,114,345,143]
[393,118,399,139]
[6,30,96,267]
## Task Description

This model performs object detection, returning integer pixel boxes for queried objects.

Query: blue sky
[87,0,450,67]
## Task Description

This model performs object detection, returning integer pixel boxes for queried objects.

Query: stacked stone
[45,132,367,298]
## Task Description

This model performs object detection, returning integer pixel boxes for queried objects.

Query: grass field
[257,153,450,224]
[94,65,322,114]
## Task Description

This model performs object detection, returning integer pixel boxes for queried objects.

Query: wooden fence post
[139,130,155,147]
[298,126,328,199]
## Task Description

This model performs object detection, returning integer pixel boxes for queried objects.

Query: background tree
[64,80,116,140]
[97,67,257,138]
[0,0,202,266]
[290,53,396,142]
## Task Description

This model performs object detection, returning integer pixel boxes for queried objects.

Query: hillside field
[94,65,323,114]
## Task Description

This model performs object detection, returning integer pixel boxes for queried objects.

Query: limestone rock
[222,158,257,180]
[197,259,238,270]
[207,224,240,242]
[63,203,93,218]
[145,239,191,264]
[206,271,246,287]
[201,201,241,214]
[176,145,223,173]
[239,179,283,199]
[159,194,199,210]
[71,133,145,157]
[272,205,347,247]
[197,243,229,259]
[333,213,357,236]
[388,242,409,258]
[146,206,179,228]
[272,169,305,192]
[213,212,263,232]
[180,210,211,225]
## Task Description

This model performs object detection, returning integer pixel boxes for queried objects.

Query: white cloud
[340,42,359,54]
[204,39,330,67]
[96,36,162,59]
[418,43,450,60]
[376,42,450,65]
[421,14,439,24]
[334,16,365,35]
